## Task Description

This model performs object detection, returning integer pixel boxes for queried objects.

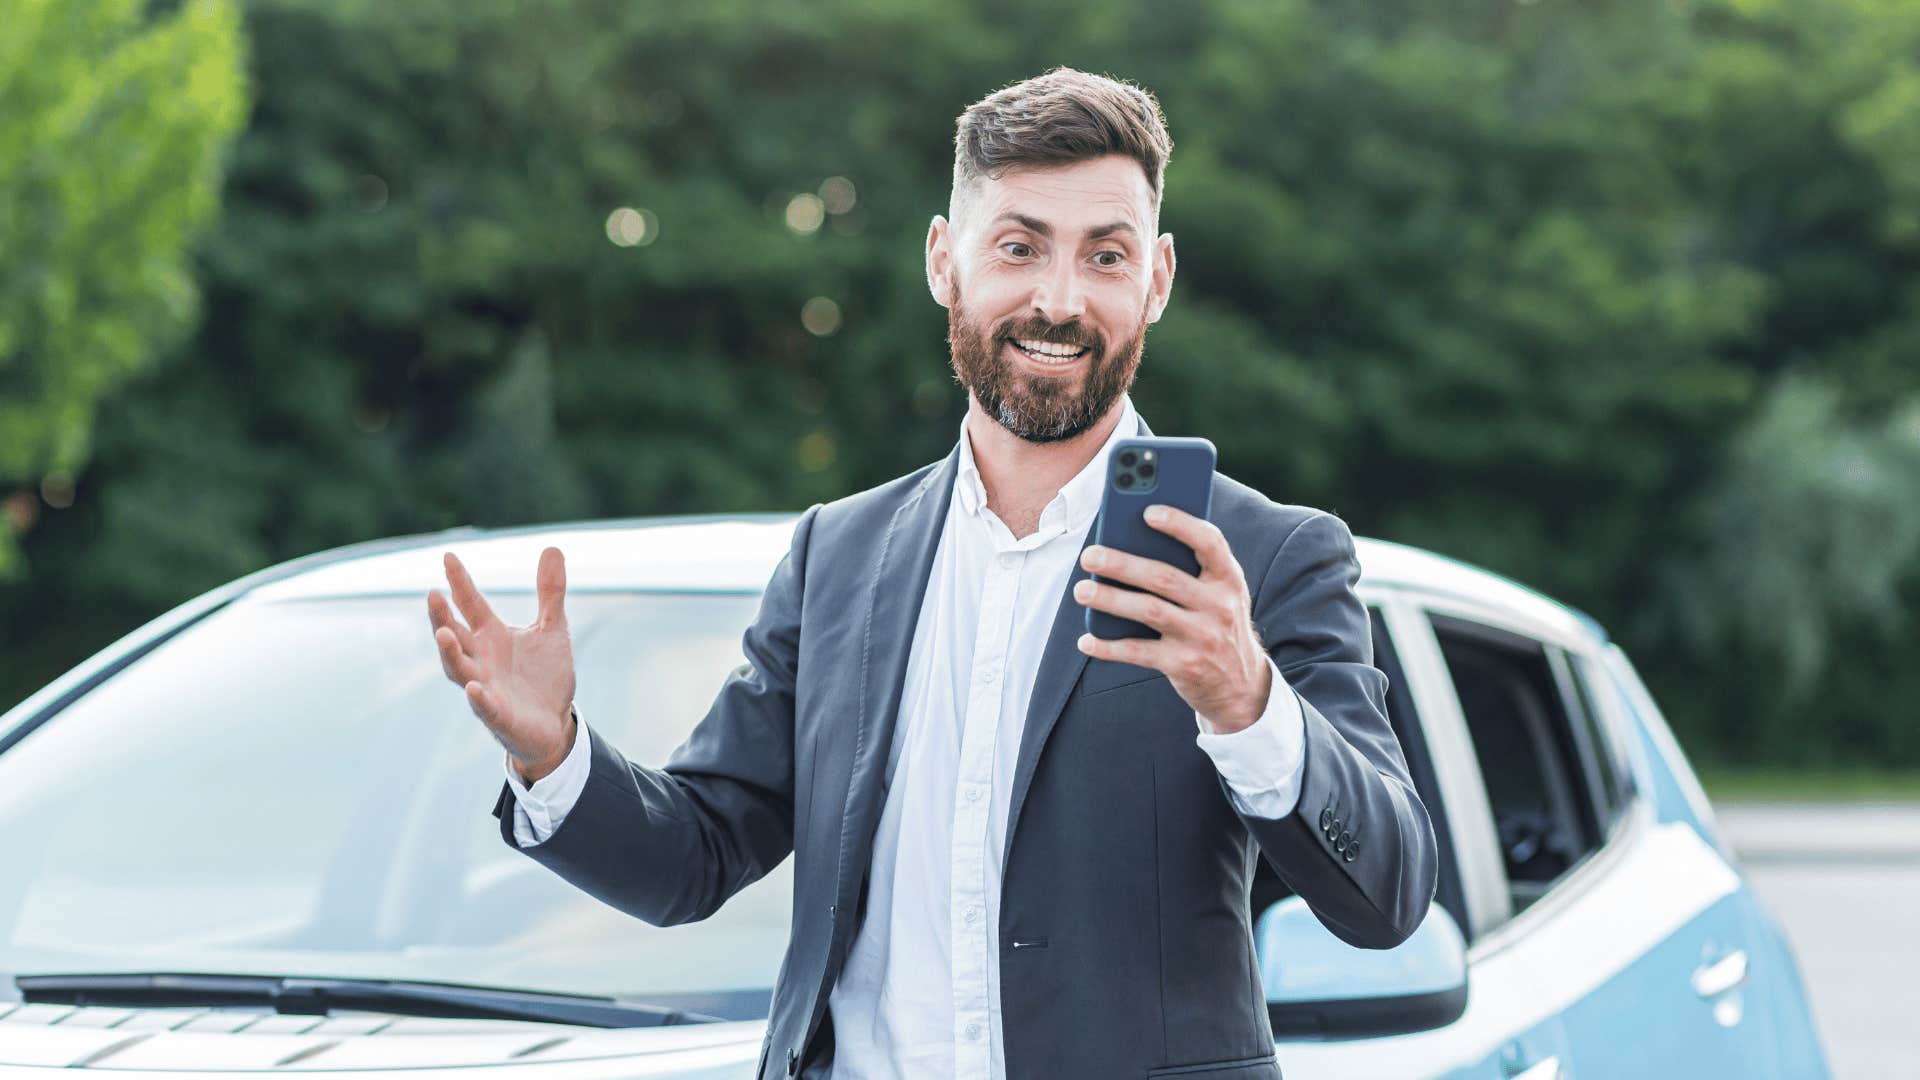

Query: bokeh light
[353,174,387,212]
[801,296,841,336]
[785,193,826,234]
[3,492,37,534]
[819,176,856,214]
[798,429,837,472]
[38,471,74,509]
[605,207,658,247]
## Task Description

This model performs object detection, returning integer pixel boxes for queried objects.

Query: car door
[1414,596,1765,1079]
[1261,595,1573,1080]
[1588,644,1802,1078]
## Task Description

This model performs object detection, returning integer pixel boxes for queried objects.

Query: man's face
[927,153,1176,443]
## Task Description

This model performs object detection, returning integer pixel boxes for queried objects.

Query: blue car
[0,514,1830,1078]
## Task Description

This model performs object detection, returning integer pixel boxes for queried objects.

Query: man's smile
[1006,338,1090,367]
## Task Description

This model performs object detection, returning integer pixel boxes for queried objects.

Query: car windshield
[0,588,787,1019]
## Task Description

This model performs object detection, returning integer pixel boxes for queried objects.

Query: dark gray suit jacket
[491,411,1438,1080]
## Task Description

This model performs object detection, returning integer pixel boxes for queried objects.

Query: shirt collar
[954,394,1139,533]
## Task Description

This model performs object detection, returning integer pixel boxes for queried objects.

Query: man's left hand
[1072,504,1271,734]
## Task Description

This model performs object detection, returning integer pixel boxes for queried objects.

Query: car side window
[1559,652,1635,830]
[1428,613,1605,916]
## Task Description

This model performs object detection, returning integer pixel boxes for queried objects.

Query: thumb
[535,546,568,629]
[465,680,502,728]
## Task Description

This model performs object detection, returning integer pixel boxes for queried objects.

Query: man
[428,66,1437,1080]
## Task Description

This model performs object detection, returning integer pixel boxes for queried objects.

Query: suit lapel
[1001,410,1153,875]
[836,443,958,914]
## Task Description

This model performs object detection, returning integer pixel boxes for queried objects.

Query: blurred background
[5,0,1920,1072]
[8,0,1920,784]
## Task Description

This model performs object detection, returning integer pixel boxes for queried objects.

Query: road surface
[1714,801,1920,1080]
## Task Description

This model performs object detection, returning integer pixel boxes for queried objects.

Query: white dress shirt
[504,394,1308,1079]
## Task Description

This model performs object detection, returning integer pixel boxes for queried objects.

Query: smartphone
[1085,435,1217,641]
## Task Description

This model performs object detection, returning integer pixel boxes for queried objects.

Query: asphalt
[1712,800,1920,1080]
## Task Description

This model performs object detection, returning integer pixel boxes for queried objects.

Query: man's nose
[1029,255,1087,326]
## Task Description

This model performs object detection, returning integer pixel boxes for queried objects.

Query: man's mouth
[1007,338,1090,365]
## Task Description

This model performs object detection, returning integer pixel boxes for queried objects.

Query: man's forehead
[970,157,1156,236]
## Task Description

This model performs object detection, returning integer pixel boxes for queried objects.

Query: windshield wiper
[16,972,724,1028]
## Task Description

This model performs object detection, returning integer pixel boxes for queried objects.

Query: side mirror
[1257,897,1469,1039]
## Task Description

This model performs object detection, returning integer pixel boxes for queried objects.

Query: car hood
[0,1003,764,1076]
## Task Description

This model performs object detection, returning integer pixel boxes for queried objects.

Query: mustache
[996,319,1102,353]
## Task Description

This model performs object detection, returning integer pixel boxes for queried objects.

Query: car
[0,512,1831,1078]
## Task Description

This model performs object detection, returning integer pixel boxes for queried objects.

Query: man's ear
[1146,231,1176,324]
[927,215,955,309]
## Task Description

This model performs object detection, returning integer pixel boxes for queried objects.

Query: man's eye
[1004,242,1033,259]
[1093,251,1123,267]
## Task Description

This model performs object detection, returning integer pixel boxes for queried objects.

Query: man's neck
[965,396,1127,540]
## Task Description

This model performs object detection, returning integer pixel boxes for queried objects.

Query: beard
[946,273,1146,444]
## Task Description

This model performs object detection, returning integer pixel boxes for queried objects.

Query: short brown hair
[951,66,1174,223]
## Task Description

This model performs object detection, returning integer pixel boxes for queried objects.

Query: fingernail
[1147,505,1168,523]
[1073,579,1094,599]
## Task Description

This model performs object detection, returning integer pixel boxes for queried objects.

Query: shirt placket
[950,540,1022,1077]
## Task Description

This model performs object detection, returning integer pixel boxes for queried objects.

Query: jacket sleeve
[1233,510,1439,949]
[489,503,822,926]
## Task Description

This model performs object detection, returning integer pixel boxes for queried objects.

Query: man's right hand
[428,546,578,784]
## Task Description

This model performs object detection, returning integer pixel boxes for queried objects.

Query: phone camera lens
[1116,474,1135,489]
[1138,462,1156,478]
[1119,451,1137,467]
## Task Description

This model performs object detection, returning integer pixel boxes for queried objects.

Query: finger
[1079,546,1206,608]
[435,625,482,685]
[1076,630,1170,671]
[427,590,476,654]
[1144,505,1234,578]
[443,551,501,630]
[535,546,567,629]
[1073,577,1199,636]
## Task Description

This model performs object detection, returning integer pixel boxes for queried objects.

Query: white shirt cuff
[505,707,593,847]
[1193,656,1307,819]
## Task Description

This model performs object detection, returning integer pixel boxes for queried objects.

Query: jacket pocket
[1144,1052,1283,1079]
[1080,657,1170,697]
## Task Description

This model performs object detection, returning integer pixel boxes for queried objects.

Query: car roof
[243,513,1605,642]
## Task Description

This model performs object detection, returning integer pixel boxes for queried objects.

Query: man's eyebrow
[989,213,1139,242]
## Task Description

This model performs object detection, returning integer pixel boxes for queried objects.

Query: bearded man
[431,66,1438,1080]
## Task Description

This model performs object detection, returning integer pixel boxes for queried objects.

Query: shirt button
[966,786,982,803]
[982,668,998,683]
[998,553,1017,569]
[963,906,980,924]
[965,1022,983,1041]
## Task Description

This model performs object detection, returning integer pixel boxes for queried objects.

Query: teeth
[1013,339,1084,359]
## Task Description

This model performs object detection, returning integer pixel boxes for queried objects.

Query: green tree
[1656,376,1920,763]
[6,0,1920,773]
[0,0,247,578]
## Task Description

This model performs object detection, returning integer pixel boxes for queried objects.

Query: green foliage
[1662,377,1920,693]
[3,0,1920,769]
[0,0,247,576]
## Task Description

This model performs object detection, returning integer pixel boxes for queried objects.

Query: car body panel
[0,513,1830,1078]
[1596,645,1832,1080]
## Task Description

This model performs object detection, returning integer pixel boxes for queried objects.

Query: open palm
[427,546,576,776]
